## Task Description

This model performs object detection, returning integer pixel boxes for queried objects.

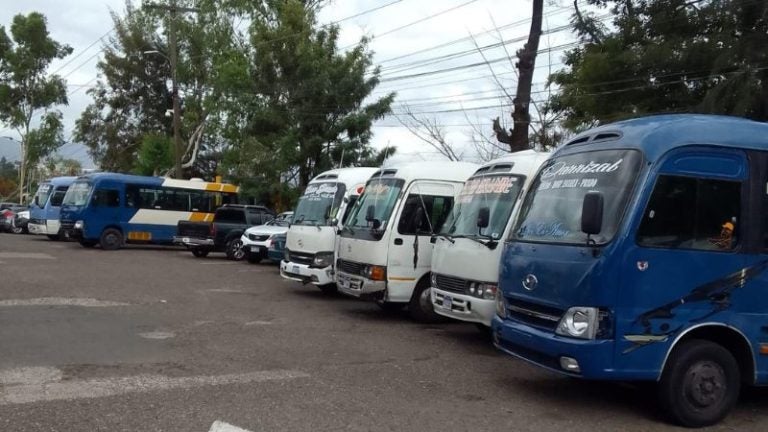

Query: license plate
[292,265,301,275]
[251,246,260,252]
[443,296,452,310]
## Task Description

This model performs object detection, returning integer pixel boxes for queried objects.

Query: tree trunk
[496,0,544,152]
[18,143,26,204]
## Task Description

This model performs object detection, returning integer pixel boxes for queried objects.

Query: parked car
[241,213,292,264]
[268,233,287,262]
[0,205,28,234]
[174,204,275,260]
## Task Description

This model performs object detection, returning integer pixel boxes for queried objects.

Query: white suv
[241,212,293,264]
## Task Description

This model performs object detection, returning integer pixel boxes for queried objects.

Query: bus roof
[471,150,550,178]
[371,161,479,184]
[46,176,78,187]
[309,167,378,187]
[557,114,768,162]
[73,172,239,193]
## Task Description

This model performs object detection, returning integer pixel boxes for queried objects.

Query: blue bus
[60,173,239,249]
[28,176,77,240]
[492,114,768,427]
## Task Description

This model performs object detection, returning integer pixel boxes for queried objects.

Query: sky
[0,0,581,169]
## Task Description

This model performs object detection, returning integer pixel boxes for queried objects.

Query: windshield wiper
[433,233,455,243]
[453,234,497,249]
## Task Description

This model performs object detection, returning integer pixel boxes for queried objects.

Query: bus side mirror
[330,217,339,226]
[33,196,39,206]
[581,192,604,235]
[365,205,375,222]
[477,207,490,229]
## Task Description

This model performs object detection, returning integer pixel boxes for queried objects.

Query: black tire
[408,280,442,323]
[658,339,741,428]
[99,228,124,250]
[225,238,245,261]
[246,250,262,264]
[191,248,210,258]
[318,284,337,294]
[10,219,23,234]
[79,240,97,248]
[47,234,60,241]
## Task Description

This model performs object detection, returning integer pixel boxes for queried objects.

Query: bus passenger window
[637,175,740,250]
[92,189,121,207]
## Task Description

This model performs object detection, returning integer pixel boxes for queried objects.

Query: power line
[51,28,115,77]
[340,0,480,50]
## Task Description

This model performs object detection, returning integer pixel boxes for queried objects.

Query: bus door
[616,147,748,374]
[387,181,458,298]
[90,184,123,234]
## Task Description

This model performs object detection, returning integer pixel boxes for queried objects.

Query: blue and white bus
[28,176,77,240]
[60,173,239,249]
[492,114,768,427]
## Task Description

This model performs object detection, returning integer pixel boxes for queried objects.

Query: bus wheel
[225,238,245,261]
[408,281,441,323]
[99,228,124,251]
[658,339,740,427]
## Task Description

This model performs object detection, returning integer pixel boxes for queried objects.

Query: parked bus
[60,173,238,250]
[492,114,768,427]
[430,151,549,328]
[281,167,378,292]
[336,161,479,321]
[28,176,77,240]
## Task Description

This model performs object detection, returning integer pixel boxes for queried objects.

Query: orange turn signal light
[760,344,768,356]
[369,266,386,281]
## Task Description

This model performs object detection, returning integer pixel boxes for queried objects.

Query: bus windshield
[62,182,93,207]
[346,178,404,231]
[34,183,53,208]
[293,182,346,226]
[513,149,642,245]
[442,175,524,240]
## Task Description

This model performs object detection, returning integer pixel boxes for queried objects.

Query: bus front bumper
[432,289,495,327]
[280,261,334,286]
[492,316,624,380]
[336,271,385,299]
[29,219,61,236]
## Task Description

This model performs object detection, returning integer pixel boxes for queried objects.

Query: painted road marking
[0,369,309,405]
[244,321,273,326]
[0,252,55,259]
[209,421,253,432]
[0,298,130,307]
[0,367,63,385]
[206,288,246,294]
[138,331,176,340]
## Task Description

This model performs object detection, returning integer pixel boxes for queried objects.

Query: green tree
[549,0,768,130]
[221,0,394,207]
[76,1,242,177]
[0,12,72,202]
[134,133,172,175]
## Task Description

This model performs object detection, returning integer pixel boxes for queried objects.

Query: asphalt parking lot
[1,233,767,431]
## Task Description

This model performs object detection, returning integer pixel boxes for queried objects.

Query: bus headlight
[556,307,599,339]
[469,282,497,300]
[313,252,334,268]
[74,220,84,230]
[495,290,507,319]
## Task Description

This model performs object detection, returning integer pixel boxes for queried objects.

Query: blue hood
[499,241,615,309]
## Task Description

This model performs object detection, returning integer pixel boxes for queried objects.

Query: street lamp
[142,49,183,179]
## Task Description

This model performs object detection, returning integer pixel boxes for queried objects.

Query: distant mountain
[0,137,95,168]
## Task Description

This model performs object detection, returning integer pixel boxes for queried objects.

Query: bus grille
[507,298,563,331]
[337,259,364,276]
[434,273,468,294]
[288,251,314,266]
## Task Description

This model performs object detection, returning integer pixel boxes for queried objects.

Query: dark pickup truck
[174,204,275,260]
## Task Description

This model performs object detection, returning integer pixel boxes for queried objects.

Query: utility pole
[143,0,199,179]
